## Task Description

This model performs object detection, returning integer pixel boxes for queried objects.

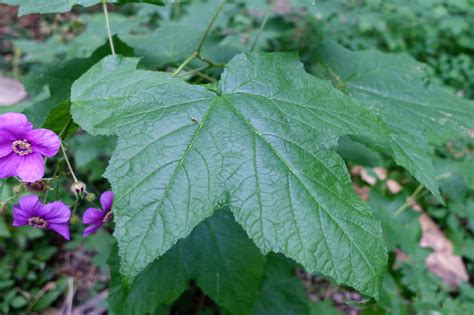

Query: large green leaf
[110,209,266,315]
[71,52,388,298]
[315,41,474,200]
[1,0,115,15]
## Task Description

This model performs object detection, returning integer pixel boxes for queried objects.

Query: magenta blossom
[13,195,71,240]
[0,112,61,182]
[83,191,114,237]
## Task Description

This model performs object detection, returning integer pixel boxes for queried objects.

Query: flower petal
[48,223,70,240]
[0,112,32,138]
[12,205,29,226]
[82,207,105,225]
[0,129,16,143]
[0,153,21,178]
[83,224,102,237]
[41,201,71,224]
[18,195,43,215]
[16,153,44,182]
[27,129,61,157]
[0,142,12,158]
[100,191,114,212]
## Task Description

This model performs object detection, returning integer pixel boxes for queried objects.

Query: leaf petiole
[102,0,116,56]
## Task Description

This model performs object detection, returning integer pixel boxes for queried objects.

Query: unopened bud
[85,192,96,202]
[24,179,50,193]
[70,181,87,199]
[13,184,23,194]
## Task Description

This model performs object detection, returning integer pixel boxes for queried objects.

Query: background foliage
[0,0,473,314]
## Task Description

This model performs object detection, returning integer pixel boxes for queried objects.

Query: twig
[250,0,275,52]
[64,277,75,315]
[27,282,56,313]
[72,290,108,314]
[102,0,116,56]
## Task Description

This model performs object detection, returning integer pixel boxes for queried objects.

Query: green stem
[60,143,78,183]
[196,0,228,54]
[393,172,454,216]
[58,118,73,140]
[102,0,116,56]
[250,0,275,52]
[178,65,210,78]
[172,0,227,77]
[172,53,197,77]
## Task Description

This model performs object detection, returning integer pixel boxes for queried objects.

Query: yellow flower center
[103,211,113,223]
[28,216,48,229]
[12,139,33,156]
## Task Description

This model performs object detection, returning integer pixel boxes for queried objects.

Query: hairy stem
[394,172,453,216]
[250,0,275,52]
[196,0,228,54]
[102,0,116,56]
[60,143,78,183]
[172,0,227,77]
[172,53,197,77]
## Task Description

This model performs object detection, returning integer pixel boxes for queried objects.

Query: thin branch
[64,277,75,315]
[102,0,116,56]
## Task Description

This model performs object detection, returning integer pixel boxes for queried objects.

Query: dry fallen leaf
[386,179,402,194]
[352,183,369,201]
[0,77,27,105]
[419,213,468,288]
[350,165,362,176]
[374,167,387,180]
[274,0,292,15]
[360,168,377,186]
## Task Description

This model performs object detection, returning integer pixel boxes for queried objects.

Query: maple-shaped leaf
[71,52,388,298]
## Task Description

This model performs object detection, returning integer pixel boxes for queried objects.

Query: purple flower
[13,195,71,240]
[0,112,61,182]
[83,191,114,237]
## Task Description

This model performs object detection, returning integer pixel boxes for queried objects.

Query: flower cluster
[0,113,114,239]
[0,112,60,182]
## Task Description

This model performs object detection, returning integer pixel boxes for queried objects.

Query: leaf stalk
[102,0,116,56]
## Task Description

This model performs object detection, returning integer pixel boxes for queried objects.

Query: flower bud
[85,192,96,203]
[13,184,23,194]
[70,181,87,199]
[24,179,50,193]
